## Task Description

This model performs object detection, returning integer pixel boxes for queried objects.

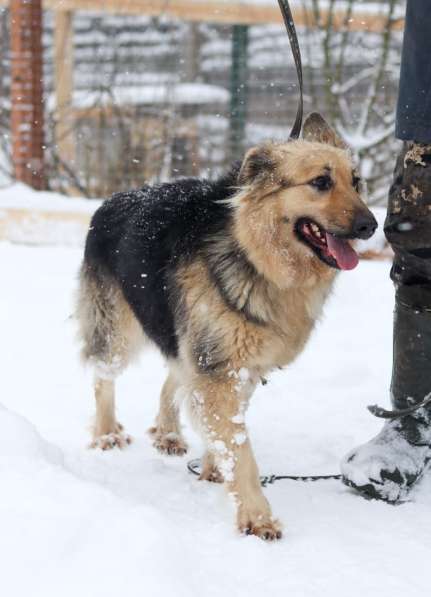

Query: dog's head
[232,113,377,287]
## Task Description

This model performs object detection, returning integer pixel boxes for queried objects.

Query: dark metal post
[229,24,249,162]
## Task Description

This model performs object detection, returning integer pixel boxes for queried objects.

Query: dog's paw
[238,514,283,541]
[149,428,188,456]
[90,428,132,450]
[198,464,224,483]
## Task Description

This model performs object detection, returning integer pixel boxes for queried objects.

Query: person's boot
[341,142,431,502]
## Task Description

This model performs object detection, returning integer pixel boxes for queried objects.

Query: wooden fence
[1,0,405,191]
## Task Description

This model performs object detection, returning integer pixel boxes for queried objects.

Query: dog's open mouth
[295,218,359,270]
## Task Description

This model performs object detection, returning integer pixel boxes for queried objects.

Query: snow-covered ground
[1,239,430,597]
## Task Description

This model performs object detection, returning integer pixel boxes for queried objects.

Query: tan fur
[76,268,145,447]
[77,115,374,540]
[77,267,145,374]
[199,451,224,483]
[233,141,363,289]
[149,373,188,455]
[176,258,322,372]
[171,255,329,539]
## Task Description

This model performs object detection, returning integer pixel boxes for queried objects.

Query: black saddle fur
[84,168,241,358]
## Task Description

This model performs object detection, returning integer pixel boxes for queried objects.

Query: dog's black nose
[352,212,378,240]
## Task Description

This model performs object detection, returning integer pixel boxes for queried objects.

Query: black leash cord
[277,0,304,139]
[368,392,431,420]
[187,458,341,486]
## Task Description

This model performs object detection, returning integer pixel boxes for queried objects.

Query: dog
[76,113,377,540]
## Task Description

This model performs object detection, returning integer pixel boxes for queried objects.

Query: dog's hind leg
[149,371,188,456]
[91,378,131,450]
[77,265,145,450]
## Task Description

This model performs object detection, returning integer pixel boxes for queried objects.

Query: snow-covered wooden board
[0,183,98,246]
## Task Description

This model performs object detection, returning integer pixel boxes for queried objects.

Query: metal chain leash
[187,459,342,486]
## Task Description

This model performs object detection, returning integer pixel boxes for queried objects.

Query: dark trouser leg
[341,145,431,502]
[387,143,431,427]
[341,1,431,501]
[396,0,431,143]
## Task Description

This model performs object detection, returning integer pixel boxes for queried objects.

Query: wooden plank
[0,207,91,245]
[0,0,404,31]
[54,10,75,169]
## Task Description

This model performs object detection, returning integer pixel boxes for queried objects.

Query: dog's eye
[352,175,361,192]
[309,175,333,192]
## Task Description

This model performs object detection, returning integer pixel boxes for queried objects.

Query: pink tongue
[325,233,359,270]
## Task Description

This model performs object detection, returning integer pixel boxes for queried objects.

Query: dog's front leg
[191,373,282,541]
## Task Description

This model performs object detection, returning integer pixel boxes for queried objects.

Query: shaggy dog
[76,113,377,540]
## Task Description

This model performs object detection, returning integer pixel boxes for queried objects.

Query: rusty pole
[10,0,46,190]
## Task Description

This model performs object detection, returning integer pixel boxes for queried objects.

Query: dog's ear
[238,145,276,186]
[302,112,347,149]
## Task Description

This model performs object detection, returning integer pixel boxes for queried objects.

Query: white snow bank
[0,401,186,597]
[0,403,63,470]
[0,182,101,213]
[0,212,90,246]
[0,184,100,246]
